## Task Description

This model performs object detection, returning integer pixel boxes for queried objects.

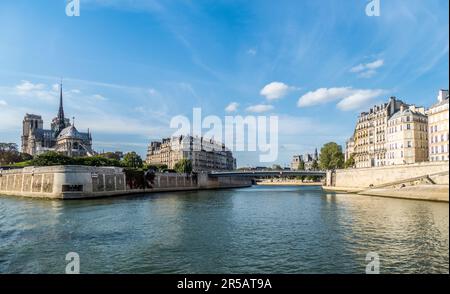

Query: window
[407,124,410,130]
[407,141,412,148]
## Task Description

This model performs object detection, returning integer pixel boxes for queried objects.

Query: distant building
[427,89,449,162]
[290,149,319,170]
[21,82,94,157]
[386,105,428,165]
[146,135,236,172]
[352,97,409,168]
[345,136,355,162]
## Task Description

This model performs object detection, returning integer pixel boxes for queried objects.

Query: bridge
[209,170,326,178]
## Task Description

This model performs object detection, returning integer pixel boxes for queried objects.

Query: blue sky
[0,0,448,167]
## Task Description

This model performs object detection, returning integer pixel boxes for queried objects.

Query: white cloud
[225,102,239,113]
[16,80,45,93]
[14,80,56,101]
[337,89,385,111]
[246,104,274,113]
[247,48,257,55]
[297,87,385,110]
[297,87,353,107]
[260,82,291,100]
[0,100,7,106]
[92,94,107,101]
[148,88,158,96]
[350,59,384,78]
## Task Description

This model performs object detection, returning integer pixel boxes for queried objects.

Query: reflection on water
[0,186,448,273]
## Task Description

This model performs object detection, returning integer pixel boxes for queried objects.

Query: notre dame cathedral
[21,82,95,157]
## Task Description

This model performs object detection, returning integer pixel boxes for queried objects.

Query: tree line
[1,141,353,173]
[0,143,195,174]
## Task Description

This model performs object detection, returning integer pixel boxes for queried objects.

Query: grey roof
[389,108,426,120]
[430,97,449,109]
[32,129,54,140]
[57,125,90,140]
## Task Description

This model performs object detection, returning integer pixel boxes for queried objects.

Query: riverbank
[323,184,449,203]
[0,166,252,199]
[256,180,322,186]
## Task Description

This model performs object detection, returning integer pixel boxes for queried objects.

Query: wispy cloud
[247,48,257,56]
[92,94,107,101]
[350,59,384,78]
[297,87,386,111]
[246,104,274,113]
[0,100,7,106]
[225,102,239,113]
[14,80,57,101]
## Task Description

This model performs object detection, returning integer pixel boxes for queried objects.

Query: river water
[0,186,448,274]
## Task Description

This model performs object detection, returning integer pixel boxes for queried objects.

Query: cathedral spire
[58,79,65,122]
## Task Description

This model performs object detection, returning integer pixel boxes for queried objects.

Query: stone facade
[351,97,409,168]
[21,82,94,157]
[0,166,251,199]
[146,135,236,172]
[386,105,428,165]
[427,89,449,162]
[326,161,449,188]
[345,136,355,162]
[290,149,319,170]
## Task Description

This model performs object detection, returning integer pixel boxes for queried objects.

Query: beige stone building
[290,150,319,170]
[344,136,355,162]
[352,97,409,168]
[146,135,236,172]
[427,90,449,162]
[386,105,428,165]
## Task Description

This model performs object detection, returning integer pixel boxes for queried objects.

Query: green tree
[311,159,320,171]
[31,151,75,166]
[272,164,282,170]
[319,142,344,170]
[19,153,33,162]
[100,151,123,161]
[0,143,21,165]
[122,152,143,168]
[76,155,122,167]
[144,164,168,172]
[173,159,193,174]
[297,159,305,171]
[344,154,355,169]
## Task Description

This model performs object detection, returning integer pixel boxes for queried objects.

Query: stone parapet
[0,166,252,199]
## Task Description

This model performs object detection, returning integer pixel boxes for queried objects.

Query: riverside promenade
[324,162,449,202]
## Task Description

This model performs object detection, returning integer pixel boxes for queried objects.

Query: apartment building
[386,105,428,165]
[427,89,449,162]
[146,135,236,172]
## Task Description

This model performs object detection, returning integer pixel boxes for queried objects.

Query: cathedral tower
[51,81,70,136]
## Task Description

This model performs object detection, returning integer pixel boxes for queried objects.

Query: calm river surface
[0,186,448,274]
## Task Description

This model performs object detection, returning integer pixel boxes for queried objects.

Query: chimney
[437,89,449,102]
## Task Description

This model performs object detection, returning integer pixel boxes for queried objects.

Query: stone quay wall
[0,166,252,199]
[326,162,449,189]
